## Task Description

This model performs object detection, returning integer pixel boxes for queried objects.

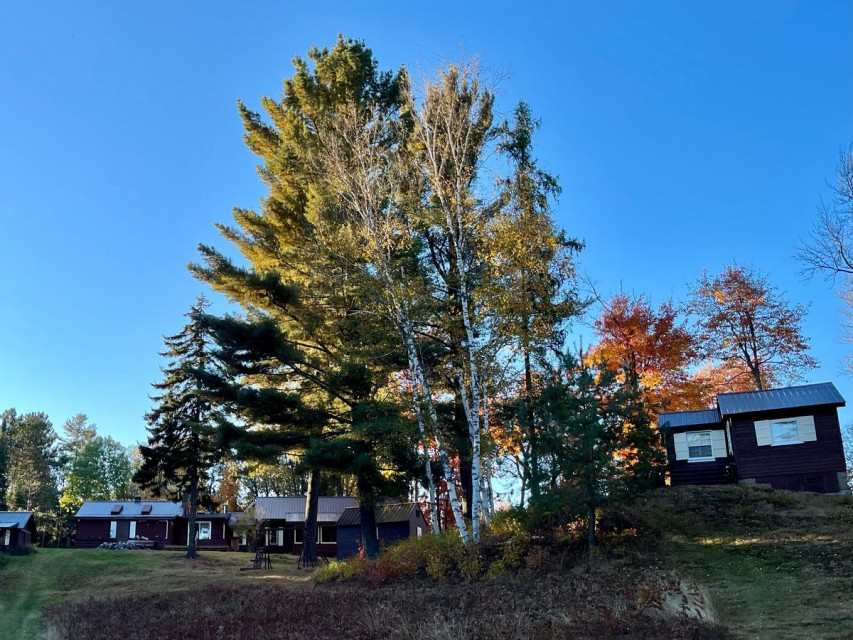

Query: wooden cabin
[336,502,427,560]
[74,499,235,550]
[0,511,36,552]
[253,496,357,557]
[659,382,848,493]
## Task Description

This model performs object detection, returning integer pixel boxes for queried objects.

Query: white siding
[754,420,771,446]
[673,432,688,460]
[711,430,727,458]
[798,415,817,442]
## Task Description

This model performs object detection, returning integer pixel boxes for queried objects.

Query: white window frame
[686,431,714,462]
[197,521,212,541]
[318,525,336,545]
[129,521,137,539]
[770,419,802,446]
[109,520,117,539]
[4,530,10,546]
[294,528,304,544]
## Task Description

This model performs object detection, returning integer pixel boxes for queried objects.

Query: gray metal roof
[74,501,183,519]
[337,503,418,527]
[657,409,721,429]
[717,382,845,416]
[254,496,357,524]
[0,511,33,529]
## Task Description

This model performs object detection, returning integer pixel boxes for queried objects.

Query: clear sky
[1,1,851,446]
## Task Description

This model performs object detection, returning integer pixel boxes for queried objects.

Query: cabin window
[276,529,284,546]
[109,521,117,539]
[318,525,336,544]
[240,534,247,546]
[4,530,10,546]
[416,526,423,538]
[687,431,713,461]
[771,419,802,446]
[129,521,137,539]
[198,521,212,541]
[294,528,304,544]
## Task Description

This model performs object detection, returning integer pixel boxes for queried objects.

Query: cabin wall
[1,528,32,550]
[74,519,175,548]
[408,509,427,538]
[378,522,409,547]
[336,525,361,560]
[664,425,734,486]
[730,406,846,492]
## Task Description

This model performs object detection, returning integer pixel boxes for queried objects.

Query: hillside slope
[633,485,853,639]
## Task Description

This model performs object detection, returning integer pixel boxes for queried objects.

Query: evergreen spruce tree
[134,295,220,559]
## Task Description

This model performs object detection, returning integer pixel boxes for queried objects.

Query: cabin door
[116,521,131,542]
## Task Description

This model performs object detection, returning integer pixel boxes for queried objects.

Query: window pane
[198,522,211,540]
[294,528,304,543]
[771,421,800,445]
[687,432,712,459]
[319,525,337,544]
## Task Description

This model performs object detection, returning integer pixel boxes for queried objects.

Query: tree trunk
[358,481,380,558]
[523,344,541,500]
[402,317,470,544]
[186,469,198,559]
[299,469,320,567]
[587,503,596,551]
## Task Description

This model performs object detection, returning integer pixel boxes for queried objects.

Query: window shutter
[798,415,817,442]
[673,433,688,460]
[754,420,771,446]
[711,430,726,458]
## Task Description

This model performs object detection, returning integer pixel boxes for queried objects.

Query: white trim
[673,432,689,460]
[198,521,212,541]
[109,520,117,539]
[798,415,817,442]
[129,521,136,539]
[754,420,772,446]
[4,530,10,546]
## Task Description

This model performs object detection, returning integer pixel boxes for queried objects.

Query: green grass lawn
[0,548,309,639]
[635,486,853,640]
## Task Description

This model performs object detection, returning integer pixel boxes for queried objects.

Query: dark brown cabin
[253,496,357,557]
[74,499,236,550]
[336,502,428,560]
[659,382,848,493]
[0,511,36,551]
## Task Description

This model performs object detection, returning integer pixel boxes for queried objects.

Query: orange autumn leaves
[588,293,709,413]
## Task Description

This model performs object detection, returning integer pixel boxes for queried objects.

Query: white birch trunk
[403,317,470,544]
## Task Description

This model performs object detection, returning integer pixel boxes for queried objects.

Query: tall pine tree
[134,295,220,559]
[191,37,421,560]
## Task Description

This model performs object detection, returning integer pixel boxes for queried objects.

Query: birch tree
[315,85,468,542]
[408,62,496,542]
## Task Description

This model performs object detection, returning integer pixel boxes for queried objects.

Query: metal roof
[717,382,845,417]
[0,511,34,529]
[657,409,721,429]
[337,503,418,527]
[75,501,183,519]
[254,496,357,524]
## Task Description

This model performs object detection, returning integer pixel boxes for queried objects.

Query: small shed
[336,502,427,560]
[0,511,36,551]
[659,382,848,493]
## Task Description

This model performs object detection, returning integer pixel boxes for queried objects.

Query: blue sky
[0,1,851,445]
